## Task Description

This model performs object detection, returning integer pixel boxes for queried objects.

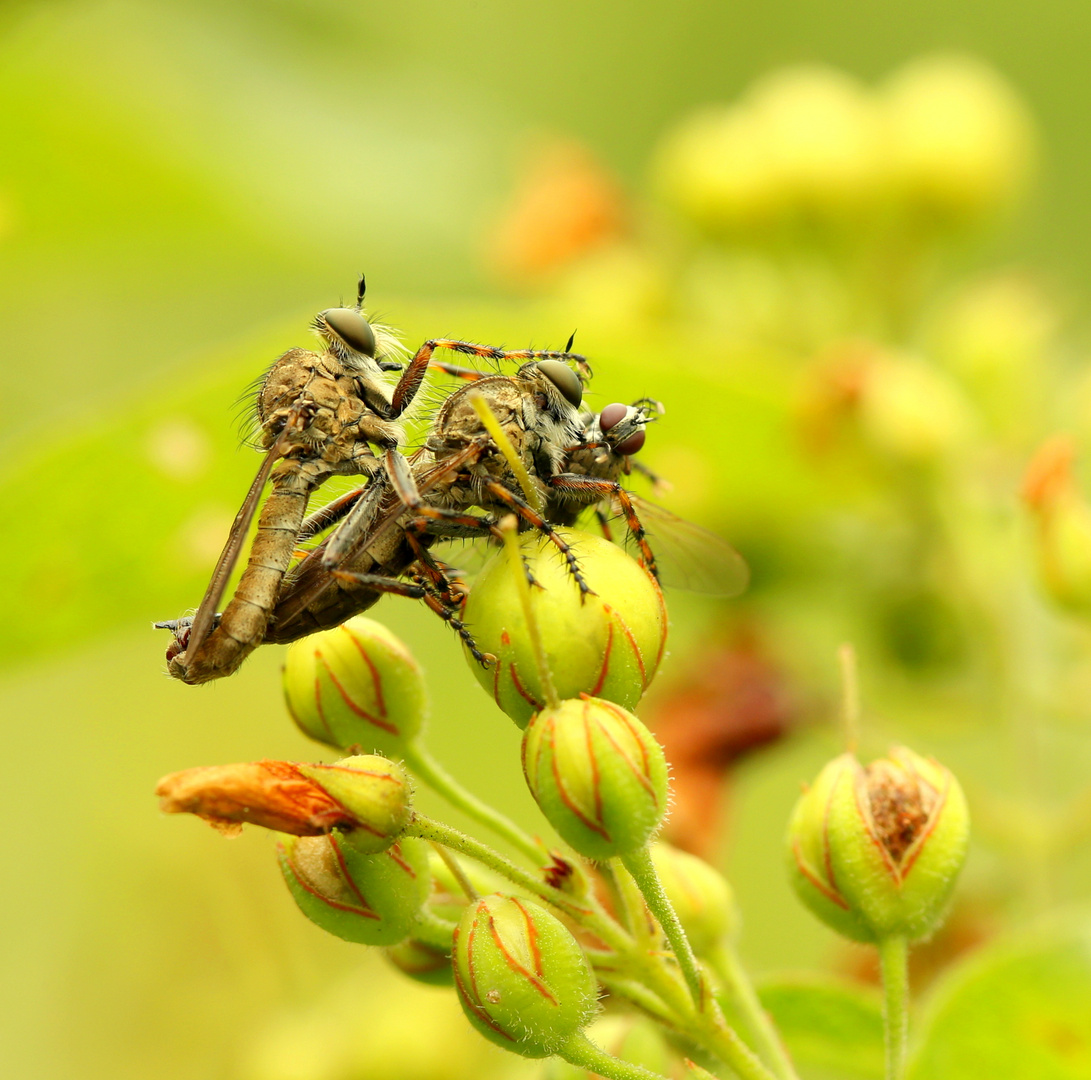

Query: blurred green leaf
[907,918,1091,1079]
[758,974,884,1080]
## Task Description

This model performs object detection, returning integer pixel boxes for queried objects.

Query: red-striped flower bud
[156,754,411,848]
[277,833,431,946]
[522,696,669,860]
[462,529,667,728]
[787,747,970,942]
[283,617,428,755]
[453,894,598,1058]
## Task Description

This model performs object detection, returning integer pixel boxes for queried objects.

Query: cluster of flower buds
[461,529,667,728]
[654,55,1035,242]
[158,753,436,947]
[786,746,969,943]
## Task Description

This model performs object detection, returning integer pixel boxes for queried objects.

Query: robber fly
[263,354,593,649]
[159,309,593,682]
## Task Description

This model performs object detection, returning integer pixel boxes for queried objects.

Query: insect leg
[547,475,659,581]
[482,480,593,597]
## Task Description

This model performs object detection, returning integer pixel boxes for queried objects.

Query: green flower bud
[294,754,413,854]
[462,529,667,728]
[283,617,428,754]
[650,842,738,955]
[787,748,970,943]
[522,696,669,860]
[277,833,430,946]
[384,937,454,987]
[453,894,598,1058]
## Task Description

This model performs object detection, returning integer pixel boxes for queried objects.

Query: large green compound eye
[323,308,377,357]
[537,360,583,409]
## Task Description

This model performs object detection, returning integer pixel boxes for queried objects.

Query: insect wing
[608,494,750,597]
[181,439,285,658]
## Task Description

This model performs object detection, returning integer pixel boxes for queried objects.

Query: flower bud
[384,937,454,987]
[1022,438,1091,614]
[858,351,973,463]
[650,842,738,955]
[283,617,427,755]
[882,55,1036,226]
[787,748,969,942]
[292,754,413,853]
[277,833,430,946]
[522,696,669,860]
[462,529,667,728]
[453,894,598,1057]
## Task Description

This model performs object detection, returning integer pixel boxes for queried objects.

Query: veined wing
[602,493,749,598]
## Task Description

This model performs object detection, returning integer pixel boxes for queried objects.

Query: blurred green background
[5,1,1091,1078]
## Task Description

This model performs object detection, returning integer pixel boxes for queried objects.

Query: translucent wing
[601,493,749,597]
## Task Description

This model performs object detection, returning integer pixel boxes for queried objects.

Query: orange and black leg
[547,475,659,580]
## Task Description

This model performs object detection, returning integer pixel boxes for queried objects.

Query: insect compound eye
[614,429,646,456]
[537,360,583,409]
[599,402,629,432]
[322,307,377,358]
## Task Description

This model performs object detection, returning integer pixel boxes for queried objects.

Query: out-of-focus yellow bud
[278,833,431,946]
[654,65,884,239]
[283,617,427,756]
[787,748,970,943]
[858,351,974,462]
[882,54,1037,226]
[522,696,669,860]
[453,894,598,1058]
[1022,437,1091,613]
[746,65,883,227]
[462,529,667,728]
[650,842,738,956]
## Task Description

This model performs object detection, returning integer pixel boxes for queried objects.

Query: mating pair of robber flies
[156,277,748,685]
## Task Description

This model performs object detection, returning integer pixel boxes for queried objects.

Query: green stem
[405,814,633,954]
[609,856,654,944]
[410,908,457,950]
[558,1032,670,1080]
[621,847,705,1006]
[878,935,910,1080]
[403,740,543,864]
[708,943,799,1080]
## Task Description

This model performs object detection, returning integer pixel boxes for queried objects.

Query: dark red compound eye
[615,429,646,455]
[599,403,629,432]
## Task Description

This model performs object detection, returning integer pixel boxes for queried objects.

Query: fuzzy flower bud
[155,754,410,845]
[462,529,667,728]
[453,894,598,1058]
[787,748,969,942]
[283,617,428,755]
[277,833,430,946]
[650,842,738,955]
[522,696,669,860]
